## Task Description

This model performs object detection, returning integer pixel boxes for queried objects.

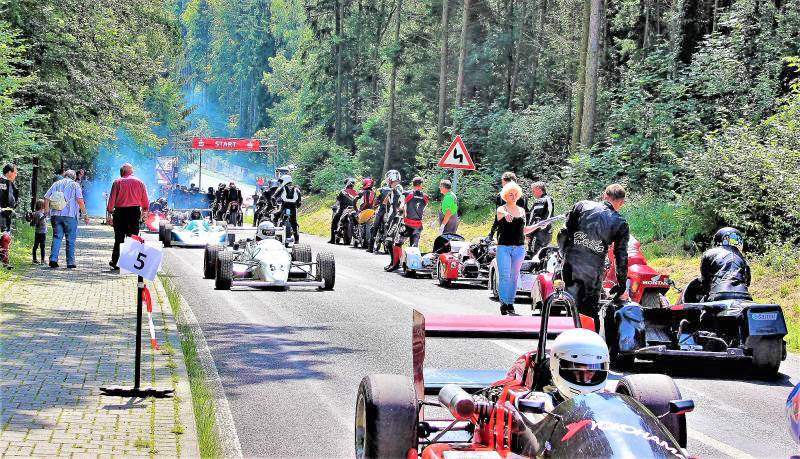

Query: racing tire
[640,290,662,309]
[437,261,451,287]
[203,244,222,279]
[158,222,166,242]
[615,374,687,448]
[355,374,418,459]
[292,243,312,263]
[215,251,234,290]
[163,224,173,248]
[489,267,499,300]
[750,336,783,379]
[316,252,336,290]
[402,263,416,279]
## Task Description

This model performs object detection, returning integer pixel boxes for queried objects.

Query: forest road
[156,231,799,458]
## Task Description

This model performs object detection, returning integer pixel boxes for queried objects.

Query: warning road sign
[437,135,475,170]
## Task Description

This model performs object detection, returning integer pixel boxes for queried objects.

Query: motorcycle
[352,209,376,249]
[371,209,390,254]
[275,207,296,243]
[332,205,357,245]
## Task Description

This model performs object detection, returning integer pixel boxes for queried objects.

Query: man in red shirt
[107,163,148,271]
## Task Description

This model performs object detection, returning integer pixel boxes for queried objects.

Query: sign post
[100,236,172,398]
[436,135,475,194]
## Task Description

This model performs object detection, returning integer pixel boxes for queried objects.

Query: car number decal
[752,313,777,321]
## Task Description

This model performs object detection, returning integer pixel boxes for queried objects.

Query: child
[31,199,47,264]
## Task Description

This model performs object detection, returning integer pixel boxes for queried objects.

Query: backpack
[49,190,67,210]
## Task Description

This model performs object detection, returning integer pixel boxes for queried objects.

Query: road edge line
[160,273,244,459]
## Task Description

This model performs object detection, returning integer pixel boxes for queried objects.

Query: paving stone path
[0,223,199,457]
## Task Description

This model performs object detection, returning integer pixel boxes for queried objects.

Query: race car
[400,234,464,278]
[435,236,495,287]
[142,211,167,233]
[354,281,694,458]
[159,216,227,248]
[599,277,788,377]
[206,221,335,291]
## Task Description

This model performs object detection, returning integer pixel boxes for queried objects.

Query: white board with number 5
[118,237,163,280]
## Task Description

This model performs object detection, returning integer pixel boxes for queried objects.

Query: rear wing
[412,309,593,399]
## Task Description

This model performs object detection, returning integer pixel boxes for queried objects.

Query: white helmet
[549,328,609,399]
[280,174,293,185]
[385,169,401,183]
[256,221,276,241]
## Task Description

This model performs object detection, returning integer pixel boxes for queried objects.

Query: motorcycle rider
[400,177,428,248]
[527,181,554,255]
[328,178,358,244]
[275,175,302,242]
[559,184,630,330]
[353,178,378,248]
[369,181,393,253]
[382,170,405,271]
[224,181,243,224]
[487,171,528,242]
[699,227,752,301]
[214,183,227,220]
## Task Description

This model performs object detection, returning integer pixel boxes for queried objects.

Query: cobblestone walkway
[0,223,199,457]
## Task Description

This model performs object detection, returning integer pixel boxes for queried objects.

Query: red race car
[142,211,167,233]
[355,282,693,459]
[435,236,495,288]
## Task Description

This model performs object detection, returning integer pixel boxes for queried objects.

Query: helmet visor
[558,361,608,386]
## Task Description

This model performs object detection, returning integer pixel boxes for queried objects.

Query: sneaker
[108,261,118,269]
[49,261,59,268]
[66,265,77,269]
[32,259,39,264]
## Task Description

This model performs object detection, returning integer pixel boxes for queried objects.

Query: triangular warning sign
[437,135,475,170]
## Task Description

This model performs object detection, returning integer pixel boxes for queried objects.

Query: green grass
[159,274,221,459]
[298,194,800,352]
[0,223,50,284]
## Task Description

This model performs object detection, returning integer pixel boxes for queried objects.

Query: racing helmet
[280,174,293,185]
[362,178,374,189]
[385,169,401,183]
[549,328,609,400]
[713,227,743,248]
[344,177,356,188]
[268,178,279,189]
[256,221,277,241]
[190,209,202,220]
[218,183,225,189]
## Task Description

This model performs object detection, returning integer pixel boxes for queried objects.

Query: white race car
[159,218,228,248]
[204,222,335,291]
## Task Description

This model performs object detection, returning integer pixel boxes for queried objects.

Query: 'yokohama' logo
[561,419,686,459]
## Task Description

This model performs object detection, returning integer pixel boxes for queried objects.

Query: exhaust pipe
[438,384,475,420]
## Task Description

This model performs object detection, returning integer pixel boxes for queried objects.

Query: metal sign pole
[453,169,460,195]
[133,275,143,389]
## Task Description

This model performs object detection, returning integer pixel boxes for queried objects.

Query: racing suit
[329,188,358,243]
[277,185,302,242]
[254,190,274,226]
[399,190,429,248]
[560,200,629,329]
[370,186,392,252]
[383,184,406,270]
[488,192,528,241]
[528,193,554,255]
[225,186,243,223]
[214,187,227,219]
[0,175,16,266]
[700,246,752,301]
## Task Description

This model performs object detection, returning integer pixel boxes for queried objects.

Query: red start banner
[191,138,261,151]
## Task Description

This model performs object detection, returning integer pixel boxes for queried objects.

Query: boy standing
[31,199,47,264]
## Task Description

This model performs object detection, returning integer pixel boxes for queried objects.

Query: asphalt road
[156,230,800,458]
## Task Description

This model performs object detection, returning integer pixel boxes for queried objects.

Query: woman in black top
[494,182,544,315]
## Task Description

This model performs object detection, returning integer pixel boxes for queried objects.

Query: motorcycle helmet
[268,178,279,189]
[344,177,356,188]
[549,328,609,400]
[256,221,277,241]
[190,209,202,220]
[385,169,401,183]
[713,227,743,248]
[362,178,374,189]
[218,183,225,189]
[280,174,293,185]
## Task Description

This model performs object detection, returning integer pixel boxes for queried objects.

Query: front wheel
[355,374,418,459]
[316,252,336,290]
[292,243,312,263]
[203,244,222,279]
[489,267,499,299]
[215,251,234,290]
[615,374,687,448]
[163,224,173,247]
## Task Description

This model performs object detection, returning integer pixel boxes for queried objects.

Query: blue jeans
[496,245,526,305]
[50,216,78,265]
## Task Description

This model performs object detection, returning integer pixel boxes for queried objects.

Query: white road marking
[688,429,756,459]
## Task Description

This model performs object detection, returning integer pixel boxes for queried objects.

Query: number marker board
[118,237,163,280]
[437,135,475,170]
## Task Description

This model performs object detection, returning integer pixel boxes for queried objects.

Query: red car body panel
[604,236,670,303]
[437,253,461,279]
[143,211,167,233]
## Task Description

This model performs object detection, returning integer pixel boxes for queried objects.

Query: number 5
[134,252,147,270]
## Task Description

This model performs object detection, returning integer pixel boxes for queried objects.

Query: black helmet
[190,209,202,220]
[344,177,355,188]
[713,227,743,248]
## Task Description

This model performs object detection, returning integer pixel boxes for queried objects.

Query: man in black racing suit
[275,175,302,242]
[560,184,630,330]
[699,227,752,302]
[369,183,392,253]
[382,170,405,271]
[386,176,428,271]
[254,179,279,226]
[214,183,227,220]
[328,178,358,244]
[527,181,554,255]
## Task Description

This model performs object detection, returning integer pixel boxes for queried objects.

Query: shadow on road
[629,359,794,387]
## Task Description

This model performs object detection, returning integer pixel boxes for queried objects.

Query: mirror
[517,399,545,414]
[668,399,694,415]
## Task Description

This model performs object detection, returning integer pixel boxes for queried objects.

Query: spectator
[31,199,47,264]
[107,163,149,271]
[0,164,18,269]
[44,170,89,269]
[487,171,528,241]
[438,179,459,235]
[527,181,554,255]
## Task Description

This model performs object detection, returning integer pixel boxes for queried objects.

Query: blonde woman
[494,181,542,315]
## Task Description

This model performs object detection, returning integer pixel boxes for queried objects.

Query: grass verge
[159,273,221,459]
[0,223,45,284]
[298,194,800,352]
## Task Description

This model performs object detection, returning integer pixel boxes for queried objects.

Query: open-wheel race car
[599,277,788,377]
[355,282,694,459]
[205,222,335,291]
[159,213,227,248]
[400,234,465,279]
[435,236,495,287]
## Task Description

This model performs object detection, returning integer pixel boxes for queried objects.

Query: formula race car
[355,282,693,458]
[599,278,788,377]
[400,234,465,278]
[206,222,335,291]
[435,236,495,287]
[142,211,167,233]
[159,217,227,248]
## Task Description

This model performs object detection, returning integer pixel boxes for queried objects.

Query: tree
[455,0,470,108]
[570,0,591,153]
[382,0,403,176]
[580,0,603,148]
[436,0,450,147]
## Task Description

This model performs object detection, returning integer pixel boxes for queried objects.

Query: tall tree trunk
[570,0,591,153]
[508,0,529,110]
[580,0,603,149]
[382,0,403,176]
[503,0,515,109]
[527,0,546,106]
[335,0,344,144]
[436,0,450,147]
[455,0,471,108]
